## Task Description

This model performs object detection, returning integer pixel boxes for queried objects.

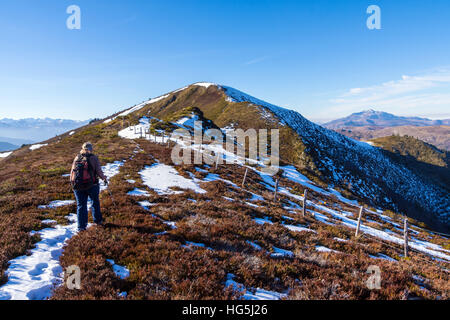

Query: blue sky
[0,0,449,122]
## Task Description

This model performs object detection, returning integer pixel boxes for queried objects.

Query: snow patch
[253,217,273,225]
[38,200,75,209]
[0,161,124,300]
[271,247,294,258]
[99,161,124,191]
[194,82,216,88]
[176,114,201,129]
[0,214,78,300]
[138,201,157,210]
[140,163,206,195]
[29,144,47,151]
[127,188,150,197]
[370,253,397,262]
[106,260,130,279]
[117,95,170,118]
[315,246,339,253]
[225,274,286,300]
[0,151,12,158]
[246,241,262,251]
[284,224,316,233]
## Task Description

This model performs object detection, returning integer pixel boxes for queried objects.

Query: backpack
[72,154,96,190]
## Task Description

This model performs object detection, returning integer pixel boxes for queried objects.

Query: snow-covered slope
[103,83,448,232]
[218,85,449,232]
[117,117,450,262]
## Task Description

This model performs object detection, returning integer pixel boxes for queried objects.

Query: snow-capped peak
[193,82,216,88]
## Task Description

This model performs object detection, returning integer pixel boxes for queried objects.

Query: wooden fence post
[404,217,409,258]
[355,206,364,238]
[302,189,308,217]
[215,152,221,170]
[273,178,279,202]
[242,168,248,188]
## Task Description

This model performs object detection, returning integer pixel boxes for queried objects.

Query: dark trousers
[74,184,101,231]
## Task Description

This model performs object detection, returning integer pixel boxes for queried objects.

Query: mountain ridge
[0,118,89,144]
[332,125,450,151]
[100,83,449,232]
[324,110,450,129]
[0,142,18,152]
[1,82,449,300]
[2,83,449,232]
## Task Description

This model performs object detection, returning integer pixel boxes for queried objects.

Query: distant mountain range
[324,110,450,129]
[324,110,450,151]
[0,118,89,150]
[0,142,18,152]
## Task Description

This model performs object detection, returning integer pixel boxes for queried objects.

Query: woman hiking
[70,142,108,232]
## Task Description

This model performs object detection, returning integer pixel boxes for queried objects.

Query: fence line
[136,131,449,268]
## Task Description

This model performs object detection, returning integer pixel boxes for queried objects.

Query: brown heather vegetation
[370,135,449,168]
[333,125,450,151]
[58,139,450,298]
[0,120,135,287]
[122,85,450,235]
[0,91,449,300]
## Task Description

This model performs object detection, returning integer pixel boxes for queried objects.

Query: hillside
[0,83,449,300]
[324,110,450,129]
[368,135,449,194]
[110,84,450,232]
[369,135,449,168]
[332,126,450,151]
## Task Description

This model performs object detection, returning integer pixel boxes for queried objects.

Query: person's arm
[93,155,107,181]
[70,157,77,183]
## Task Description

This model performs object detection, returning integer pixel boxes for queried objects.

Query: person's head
[81,142,94,154]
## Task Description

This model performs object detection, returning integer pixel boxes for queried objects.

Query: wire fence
[361,233,450,273]
[135,127,450,272]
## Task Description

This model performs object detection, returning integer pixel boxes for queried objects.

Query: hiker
[70,142,108,231]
